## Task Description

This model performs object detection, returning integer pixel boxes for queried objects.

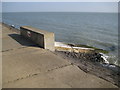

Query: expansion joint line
[2,46,29,52]
[3,63,73,85]
[47,63,72,72]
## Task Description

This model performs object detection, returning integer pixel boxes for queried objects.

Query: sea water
[2,12,118,66]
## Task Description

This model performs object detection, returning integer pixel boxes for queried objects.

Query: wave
[55,41,119,67]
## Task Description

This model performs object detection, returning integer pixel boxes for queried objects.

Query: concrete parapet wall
[20,26,55,51]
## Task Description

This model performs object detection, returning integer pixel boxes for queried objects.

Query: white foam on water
[72,47,94,50]
[55,42,71,48]
[100,53,109,64]
[55,42,111,64]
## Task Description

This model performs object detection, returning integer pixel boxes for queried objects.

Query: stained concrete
[20,26,55,51]
[2,23,118,88]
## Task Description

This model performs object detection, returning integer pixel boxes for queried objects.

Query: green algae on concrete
[67,43,109,54]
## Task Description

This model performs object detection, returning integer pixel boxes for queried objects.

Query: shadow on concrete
[8,33,40,48]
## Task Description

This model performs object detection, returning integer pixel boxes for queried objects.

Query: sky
[2,2,118,13]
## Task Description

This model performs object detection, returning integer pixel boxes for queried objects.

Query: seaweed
[67,43,109,54]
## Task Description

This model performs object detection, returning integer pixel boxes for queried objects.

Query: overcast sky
[2,2,118,12]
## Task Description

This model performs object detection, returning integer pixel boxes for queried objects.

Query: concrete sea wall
[20,26,55,51]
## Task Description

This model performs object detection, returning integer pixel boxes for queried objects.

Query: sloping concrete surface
[3,47,71,84]
[2,23,118,88]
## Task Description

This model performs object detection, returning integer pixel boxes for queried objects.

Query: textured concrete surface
[20,26,55,51]
[2,23,118,88]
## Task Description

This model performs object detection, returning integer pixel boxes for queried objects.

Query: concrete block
[20,26,55,51]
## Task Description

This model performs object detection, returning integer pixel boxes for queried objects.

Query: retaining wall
[20,26,55,51]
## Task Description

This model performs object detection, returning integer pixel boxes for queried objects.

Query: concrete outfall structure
[1,23,118,88]
[20,26,55,51]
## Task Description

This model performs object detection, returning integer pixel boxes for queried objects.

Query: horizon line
[1,11,118,13]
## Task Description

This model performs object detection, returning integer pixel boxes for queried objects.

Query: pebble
[63,51,104,63]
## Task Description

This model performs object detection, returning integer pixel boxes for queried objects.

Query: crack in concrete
[2,49,14,52]
[3,63,73,85]
[47,63,72,72]
[2,46,29,52]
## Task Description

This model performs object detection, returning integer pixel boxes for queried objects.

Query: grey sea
[2,12,118,66]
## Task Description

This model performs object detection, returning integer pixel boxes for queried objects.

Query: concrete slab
[2,32,38,52]
[3,65,117,88]
[47,65,117,88]
[3,47,71,84]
